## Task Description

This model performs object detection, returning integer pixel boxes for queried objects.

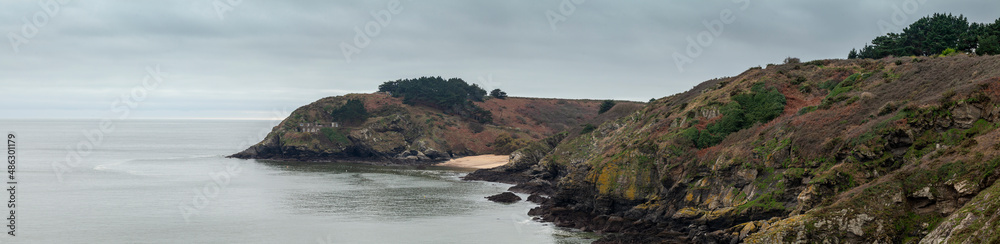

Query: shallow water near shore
[3,119,595,243]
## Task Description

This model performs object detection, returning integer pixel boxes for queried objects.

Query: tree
[978,35,1000,55]
[598,100,616,114]
[330,99,369,125]
[848,48,858,59]
[376,77,493,123]
[490,89,508,99]
[851,13,993,59]
[467,83,487,102]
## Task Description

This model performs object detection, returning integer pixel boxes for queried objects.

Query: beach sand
[435,154,509,169]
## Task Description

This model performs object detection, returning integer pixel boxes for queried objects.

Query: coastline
[434,155,509,169]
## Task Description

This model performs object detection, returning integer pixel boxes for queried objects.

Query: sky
[2,0,998,119]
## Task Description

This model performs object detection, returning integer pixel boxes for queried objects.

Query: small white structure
[296,122,339,133]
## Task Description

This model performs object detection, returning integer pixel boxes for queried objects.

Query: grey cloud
[2,0,998,119]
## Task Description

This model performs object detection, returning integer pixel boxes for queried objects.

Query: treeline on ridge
[849,13,1000,59]
[378,76,494,123]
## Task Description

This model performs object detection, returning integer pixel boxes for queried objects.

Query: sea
[1,119,595,243]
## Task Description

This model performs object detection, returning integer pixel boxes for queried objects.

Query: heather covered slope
[493,54,1000,243]
[230,92,642,163]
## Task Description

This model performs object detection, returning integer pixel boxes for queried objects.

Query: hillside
[229,92,642,163]
[474,54,1000,243]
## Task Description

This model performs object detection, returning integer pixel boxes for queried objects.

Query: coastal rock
[486,192,522,204]
[526,194,550,204]
[509,179,555,195]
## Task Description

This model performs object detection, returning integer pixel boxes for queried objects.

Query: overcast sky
[2,0,998,119]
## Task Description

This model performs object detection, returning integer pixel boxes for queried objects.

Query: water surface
[2,119,594,243]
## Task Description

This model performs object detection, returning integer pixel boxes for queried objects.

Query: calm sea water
[1,119,594,244]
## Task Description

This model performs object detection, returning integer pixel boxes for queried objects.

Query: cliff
[230,92,641,164]
[475,55,1000,243]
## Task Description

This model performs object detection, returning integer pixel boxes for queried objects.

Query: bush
[599,100,617,114]
[468,122,485,133]
[878,102,900,116]
[580,124,596,134]
[818,79,840,90]
[684,83,786,148]
[490,89,508,99]
[330,99,369,125]
[791,76,807,85]
[798,106,817,115]
[940,48,957,56]
[798,83,813,94]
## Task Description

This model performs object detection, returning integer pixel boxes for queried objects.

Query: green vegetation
[599,100,617,114]
[940,47,958,56]
[580,123,597,134]
[850,14,1000,58]
[330,99,369,125]
[818,73,869,109]
[320,127,351,145]
[735,190,785,213]
[798,106,817,115]
[493,133,530,154]
[490,88,508,99]
[684,83,787,148]
[378,76,493,123]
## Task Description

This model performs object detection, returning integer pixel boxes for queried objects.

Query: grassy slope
[539,54,1000,243]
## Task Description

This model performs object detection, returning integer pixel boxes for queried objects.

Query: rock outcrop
[486,192,522,203]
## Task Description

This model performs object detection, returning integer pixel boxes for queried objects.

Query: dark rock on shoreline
[486,192,521,203]
[526,194,550,205]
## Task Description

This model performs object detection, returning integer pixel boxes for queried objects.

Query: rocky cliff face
[475,55,1000,243]
[230,93,627,164]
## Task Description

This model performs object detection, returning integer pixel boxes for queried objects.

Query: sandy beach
[435,155,510,169]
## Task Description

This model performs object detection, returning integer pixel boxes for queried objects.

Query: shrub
[819,95,849,110]
[490,89,508,99]
[330,99,369,125]
[878,102,900,116]
[819,79,840,91]
[805,60,825,66]
[468,122,485,133]
[791,76,807,85]
[799,83,813,94]
[684,83,786,148]
[798,106,817,115]
[580,124,597,134]
[941,89,957,101]
[845,96,860,105]
[940,48,957,56]
[599,100,617,114]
